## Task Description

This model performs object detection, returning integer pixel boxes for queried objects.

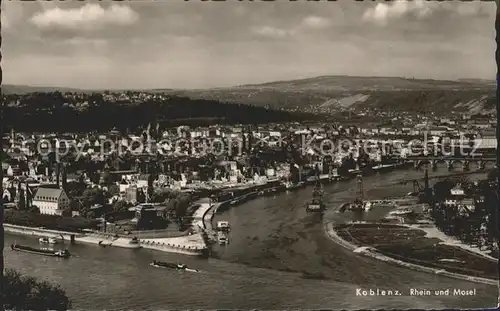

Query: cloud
[251,16,330,39]
[30,3,139,31]
[362,1,430,25]
[251,26,292,39]
[362,0,493,26]
[300,16,331,29]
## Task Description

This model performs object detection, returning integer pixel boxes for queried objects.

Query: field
[335,223,498,280]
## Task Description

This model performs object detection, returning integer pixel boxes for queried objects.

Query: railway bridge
[405,155,496,171]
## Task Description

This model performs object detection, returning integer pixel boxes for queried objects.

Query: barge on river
[11,244,71,258]
[150,260,199,272]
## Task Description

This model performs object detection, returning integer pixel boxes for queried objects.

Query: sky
[1,0,496,89]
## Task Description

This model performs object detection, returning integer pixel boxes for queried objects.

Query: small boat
[347,198,365,212]
[150,261,199,272]
[305,201,326,213]
[39,237,58,244]
[389,207,414,216]
[363,201,373,212]
[11,244,70,258]
[216,221,230,232]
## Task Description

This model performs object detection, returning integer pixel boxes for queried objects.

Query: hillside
[163,76,496,115]
[3,94,317,132]
[3,76,496,115]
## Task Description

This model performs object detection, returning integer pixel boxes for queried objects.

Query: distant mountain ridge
[3,75,495,94]
[161,75,495,115]
[231,75,495,91]
[2,84,88,94]
[3,75,495,115]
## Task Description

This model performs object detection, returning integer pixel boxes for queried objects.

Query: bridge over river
[5,167,497,310]
[406,155,496,170]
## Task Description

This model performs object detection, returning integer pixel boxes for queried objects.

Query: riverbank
[5,220,208,255]
[4,223,83,241]
[4,224,143,249]
[203,162,413,225]
[324,221,498,285]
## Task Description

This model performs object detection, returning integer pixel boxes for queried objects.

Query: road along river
[5,167,498,310]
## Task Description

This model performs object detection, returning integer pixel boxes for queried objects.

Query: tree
[80,188,106,208]
[3,269,72,310]
[150,188,172,203]
[112,200,129,212]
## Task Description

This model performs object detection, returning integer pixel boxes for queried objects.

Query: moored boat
[389,207,414,216]
[11,244,70,258]
[348,199,364,212]
[39,237,58,244]
[216,221,230,232]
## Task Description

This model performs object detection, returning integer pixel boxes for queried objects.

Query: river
[5,167,498,310]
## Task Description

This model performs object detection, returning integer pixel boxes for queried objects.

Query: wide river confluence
[5,167,498,310]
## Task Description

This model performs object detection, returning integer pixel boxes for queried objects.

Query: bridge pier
[431,160,438,170]
[480,161,486,170]
[462,161,470,171]
[406,156,494,171]
[413,161,419,170]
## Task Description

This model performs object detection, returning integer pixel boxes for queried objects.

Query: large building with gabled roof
[32,186,70,215]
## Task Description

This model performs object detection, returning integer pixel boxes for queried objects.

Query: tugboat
[11,244,70,258]
[305,181,326,213]
[150,260,199,272]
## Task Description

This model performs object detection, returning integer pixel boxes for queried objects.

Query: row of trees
[3,269,72,310]
[4,209,99,232]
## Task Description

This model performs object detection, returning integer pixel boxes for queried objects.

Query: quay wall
[128,229,188,239]
[74,234,141,249]
[139,240,207,256]
[4,223,204,254]
[324,219,498,286]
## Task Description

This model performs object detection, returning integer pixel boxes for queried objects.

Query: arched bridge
[406,155,496,170]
